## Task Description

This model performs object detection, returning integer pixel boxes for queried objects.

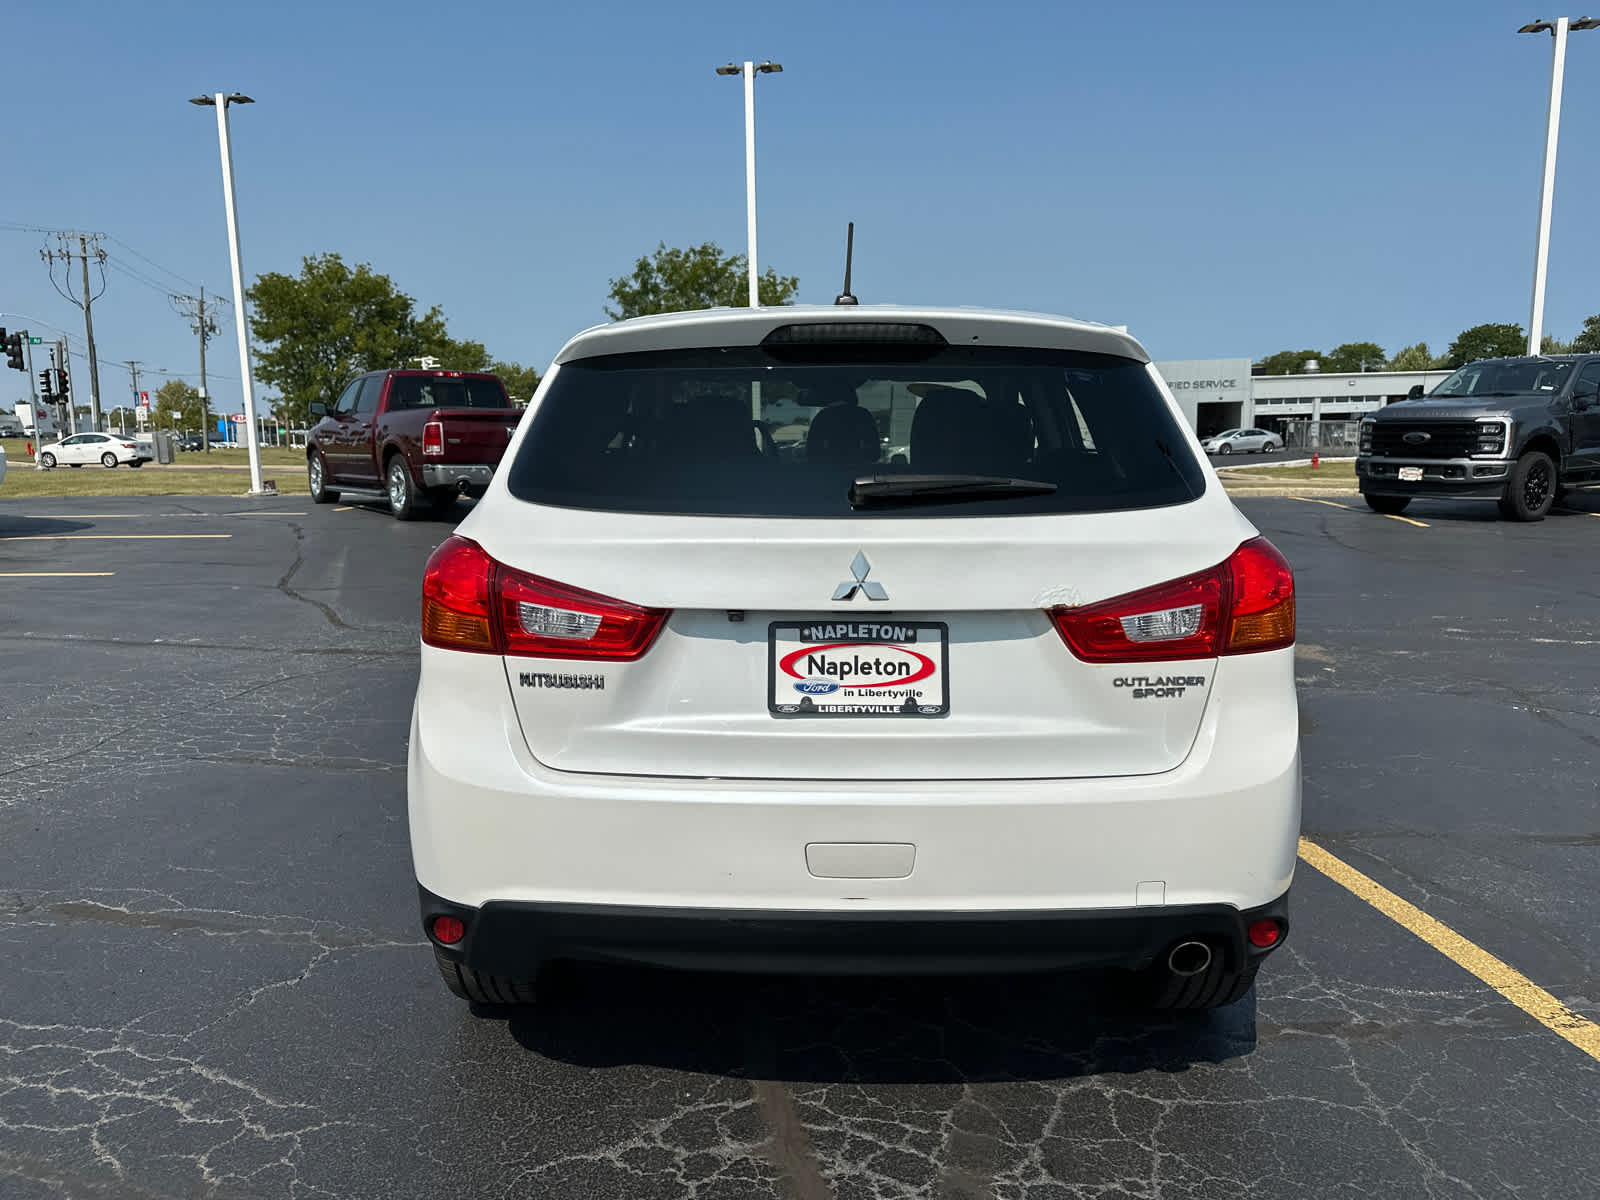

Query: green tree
[489,360,542,403]
[1541,332,1574,355]
[1255,349,1322,376]
[248,253,488,427]
[605,241,799,320]
[1387,342,1434,371]
[1443,323,1525,367]
[1571,313,1600,353]
[151,380,212,432]
[1321,342,1388,373]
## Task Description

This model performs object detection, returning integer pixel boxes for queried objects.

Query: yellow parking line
[0,534,232,541]
[1290,497,1351,510]
[0,571,115,577]
[1383,514,1430,528]
[333,506,354,512]
[1298,837,1600,1064]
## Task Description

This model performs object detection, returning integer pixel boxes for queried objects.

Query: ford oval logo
[794,679,840,696]
[1402,431,1431,445]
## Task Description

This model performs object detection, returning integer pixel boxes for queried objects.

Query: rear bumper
[408,646,1302,953]
[1357,456,1509,498]
[422,885,1290,977]
[421,462,494,492]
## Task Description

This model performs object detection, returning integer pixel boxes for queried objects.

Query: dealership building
[1154,358,1452,446]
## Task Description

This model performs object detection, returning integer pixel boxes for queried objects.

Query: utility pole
[40,232,107,431]
[127,361,142,435]
[171,285,222,451]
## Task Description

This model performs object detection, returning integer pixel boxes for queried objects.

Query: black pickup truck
[1357,355,1600,521]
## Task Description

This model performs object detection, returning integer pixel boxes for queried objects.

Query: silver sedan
[1202,428,1283,455]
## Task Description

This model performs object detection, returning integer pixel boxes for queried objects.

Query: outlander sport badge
[1402,431,1431,445]
[833,551,888,601]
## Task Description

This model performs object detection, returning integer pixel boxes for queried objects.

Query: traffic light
[39,370,54,398]
[4,329,26,371]
[56,369,70,399]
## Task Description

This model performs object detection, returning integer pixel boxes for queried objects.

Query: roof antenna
[834,222,858,305]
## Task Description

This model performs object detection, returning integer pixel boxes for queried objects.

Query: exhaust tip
[1167,940,1213,977]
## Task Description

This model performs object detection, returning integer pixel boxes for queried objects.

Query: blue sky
[3,0,1598,417]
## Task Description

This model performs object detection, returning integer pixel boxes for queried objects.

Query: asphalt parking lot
[2,492,1597,1199]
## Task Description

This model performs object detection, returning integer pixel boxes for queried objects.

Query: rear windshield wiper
[848,474,1058,509]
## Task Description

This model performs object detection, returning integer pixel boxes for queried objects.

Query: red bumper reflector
[1247,919,1281,948]
[432,916,466,945]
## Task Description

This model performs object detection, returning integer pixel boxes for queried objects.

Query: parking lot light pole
[190,92,266,495]
[1519,17,1600,355]
[716,60,782,307]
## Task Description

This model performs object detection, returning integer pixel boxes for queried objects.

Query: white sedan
[1202,428,1283,455]
[39,432,151,469]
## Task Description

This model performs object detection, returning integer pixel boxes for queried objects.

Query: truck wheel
[1502,451,1557,522]
[1364,494,1411,515]
[386,454,419,521]
[433,947,538,1007]
[307,451,339,504]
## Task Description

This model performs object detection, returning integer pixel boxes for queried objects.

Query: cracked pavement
[1,494,1596,1198]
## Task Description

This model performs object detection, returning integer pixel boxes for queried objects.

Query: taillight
[497,567,667,660]
[420,535,667,661]
[422,421,444,456]
[1051,537,1294,662]
[1223,537,1296,653]
[421,537,495,651]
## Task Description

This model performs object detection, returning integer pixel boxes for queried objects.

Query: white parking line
[0,572,115,577]
[0,534,232,541]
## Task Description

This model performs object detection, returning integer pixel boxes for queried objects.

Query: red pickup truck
[306,369,520,519]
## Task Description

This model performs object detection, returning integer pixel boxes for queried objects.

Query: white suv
[409,306,1300,1012]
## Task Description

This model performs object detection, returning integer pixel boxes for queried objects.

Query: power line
[104,258,179,298]
[103,234,203,293]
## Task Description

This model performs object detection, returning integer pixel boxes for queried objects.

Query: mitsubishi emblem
[833,551,888,601]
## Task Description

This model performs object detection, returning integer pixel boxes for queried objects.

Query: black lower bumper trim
[419,886,1291,978]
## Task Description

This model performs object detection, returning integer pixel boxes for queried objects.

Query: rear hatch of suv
[433,318,1285,782]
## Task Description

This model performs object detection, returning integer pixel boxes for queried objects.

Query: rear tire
[101,453,117,468]
[386,454,418,520]
[308,450,339,504]
[128,460,144,469]
[1146,954,1260,1011]
[1364,493,1411,515]
[1502,450,1557,522]
[433,947,538,1007]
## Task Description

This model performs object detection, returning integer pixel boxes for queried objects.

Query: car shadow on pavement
[0,516,94,537]
[501,964,1257,1084]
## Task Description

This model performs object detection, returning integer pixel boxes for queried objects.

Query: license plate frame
[1398,466,1424,482]
[768,620,950,718]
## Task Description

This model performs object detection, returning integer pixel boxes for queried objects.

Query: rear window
[505,345,1205,518]
[387,375,510,410]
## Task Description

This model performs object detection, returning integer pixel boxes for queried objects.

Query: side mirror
[1406,385,1425,400]
[309,402,326,418]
